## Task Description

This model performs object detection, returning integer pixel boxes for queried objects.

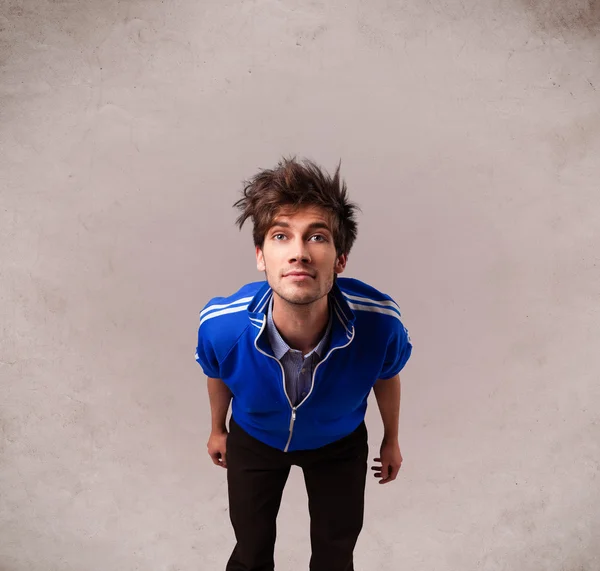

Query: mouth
[284,272,314,279]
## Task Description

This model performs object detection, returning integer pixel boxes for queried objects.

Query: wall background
[1,0,599,569]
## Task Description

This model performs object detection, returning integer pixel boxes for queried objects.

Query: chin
[279,287,319,306]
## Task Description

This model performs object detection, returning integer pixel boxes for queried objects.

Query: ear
[334,253,347,274]
[256,245,265,272]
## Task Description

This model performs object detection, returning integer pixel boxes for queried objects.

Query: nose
[289,238,311,263]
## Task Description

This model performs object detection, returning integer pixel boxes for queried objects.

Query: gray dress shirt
[265,295,333,407]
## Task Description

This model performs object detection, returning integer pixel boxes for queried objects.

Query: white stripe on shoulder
[343,292,401,312]
[200,296,253,318]
[200,304,249,326]
[346,301,402,321]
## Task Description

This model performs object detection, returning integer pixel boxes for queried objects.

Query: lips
[284,272,314,278]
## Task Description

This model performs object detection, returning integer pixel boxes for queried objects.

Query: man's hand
[371,438,402,484]
[207,430,229,468]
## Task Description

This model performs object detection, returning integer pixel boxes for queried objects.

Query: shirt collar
[266,295,333,360]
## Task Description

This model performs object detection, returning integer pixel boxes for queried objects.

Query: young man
[195,157,413,571]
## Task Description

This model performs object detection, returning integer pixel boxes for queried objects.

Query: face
[256,205,347,307]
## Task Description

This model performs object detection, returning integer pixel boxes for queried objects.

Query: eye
[273,233,286,240]
[310,235,326,242]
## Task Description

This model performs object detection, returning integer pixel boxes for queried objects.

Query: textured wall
[1,0,599,570]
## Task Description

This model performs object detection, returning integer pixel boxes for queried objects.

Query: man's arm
[207,377,232,433]
[373,374,401,442]
[207,377,232,468]
[371,374,403,484]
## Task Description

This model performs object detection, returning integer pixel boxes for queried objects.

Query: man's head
[233,157,361,307]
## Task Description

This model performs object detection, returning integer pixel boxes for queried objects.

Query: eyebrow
[270,221,332,233]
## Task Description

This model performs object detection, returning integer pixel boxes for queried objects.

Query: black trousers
[225,417,369,571]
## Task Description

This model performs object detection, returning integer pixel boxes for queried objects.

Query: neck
[271,294,329,355]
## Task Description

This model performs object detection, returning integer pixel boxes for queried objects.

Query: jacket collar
[266,295,333,360]
[247,278,356,348]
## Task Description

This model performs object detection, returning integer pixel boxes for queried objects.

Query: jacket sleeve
[378,318,413,380]
[195,319,221,379]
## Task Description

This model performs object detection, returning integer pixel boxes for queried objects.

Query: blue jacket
[195,276,412,452]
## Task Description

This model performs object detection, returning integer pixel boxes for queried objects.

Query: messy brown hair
[233,156,361,257]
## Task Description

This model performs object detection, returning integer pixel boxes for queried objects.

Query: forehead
[270,205,332,228]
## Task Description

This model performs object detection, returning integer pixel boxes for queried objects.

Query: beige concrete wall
[2,0,599,569]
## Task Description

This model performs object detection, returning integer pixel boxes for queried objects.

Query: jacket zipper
[253,316,356,452]
[253,321,295,449]
[285,408,297,452]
